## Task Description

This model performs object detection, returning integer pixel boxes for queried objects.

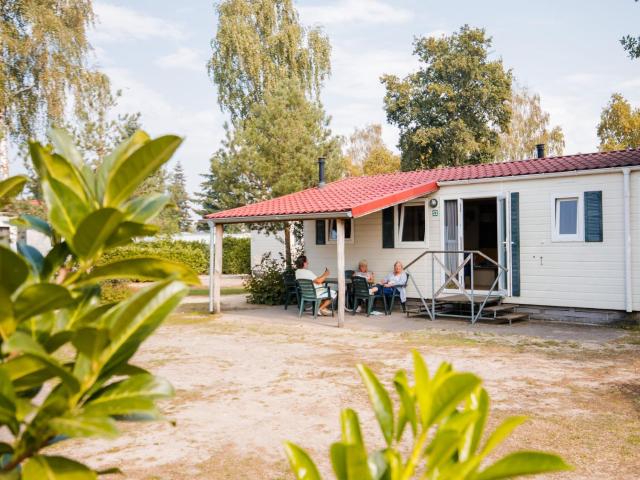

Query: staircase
[479,303,528,325]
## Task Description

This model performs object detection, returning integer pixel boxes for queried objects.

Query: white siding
[305,170,637,311]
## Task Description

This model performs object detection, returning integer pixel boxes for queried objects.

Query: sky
[16,0,640,195]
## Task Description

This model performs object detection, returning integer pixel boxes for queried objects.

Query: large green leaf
[83,374,173,417]
[475,451,572,480]
[357,364,394,446]
[104,135,182,207]
[0,245,29,295]
[96,130,150,200]
[71,208,124,260]
[98,280,188,377]
[0,369,18,434]
[284,442,322,480]
[50,413,118,439]
[413,350,431,427]
[14,284,73,321]
[17,242,44,277]
[0,175,27,208]
[41,242,71,281]
[48,128,84,168]
[2,332,80,393]
[105,222,159,248]
[480,416,527,457]
[31,140,90,203]
[76,258,199,286]
[42,178,90,240]
[10,214,53,238]
[393,370,416,440]
[124,194,171,223]
[22,455,97,480]
[428,373,481,426]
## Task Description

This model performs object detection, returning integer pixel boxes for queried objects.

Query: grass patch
[189,287,246,296]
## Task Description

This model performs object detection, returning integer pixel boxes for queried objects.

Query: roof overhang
[350,181,438,218]
[201,210,352,225]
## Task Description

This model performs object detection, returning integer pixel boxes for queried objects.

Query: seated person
[353,259,378,313]
[379,261,408,305]
[294,255,336,316]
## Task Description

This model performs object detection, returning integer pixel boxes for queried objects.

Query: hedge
[100,238,250,275]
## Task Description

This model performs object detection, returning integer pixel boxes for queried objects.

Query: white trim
[622,168,632,312]
[550,193,584,242]
[395,200,428,248]
[327,218,354,244]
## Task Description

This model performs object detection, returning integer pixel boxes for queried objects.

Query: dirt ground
[54,299,640,479]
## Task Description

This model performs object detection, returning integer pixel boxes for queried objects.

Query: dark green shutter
[584,191,603,242]
[510,192,520,297]
[382,207,394,248]
[315,220,326,245]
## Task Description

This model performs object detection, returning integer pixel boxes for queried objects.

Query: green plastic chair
[352,276,387,316]
[296,279,333,319]
[283,271,299,310]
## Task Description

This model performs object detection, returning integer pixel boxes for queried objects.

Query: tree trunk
[0,119,9,180]
[283,221,292,270]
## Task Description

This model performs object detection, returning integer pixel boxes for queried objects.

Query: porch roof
[205,147,640,223]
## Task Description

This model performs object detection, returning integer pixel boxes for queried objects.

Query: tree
[208,0,331,121]
[382,25,512,171]
[496,85,565,161]
[0,129,198,477]
[0,0,105,178]
[345,124,400,176]
[198,80,345,264]
[169,162,192,232]
[597,93,640,151]
[620,0,640,59]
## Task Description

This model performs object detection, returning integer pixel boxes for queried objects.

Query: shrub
[222,236,250,274]
[99,237,251,276]
[100,280,132,303]
[0,129,198,477]
[245,254,288,305]
[285,351,571,480]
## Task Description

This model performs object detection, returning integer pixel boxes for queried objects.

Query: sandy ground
[53,298,640,479]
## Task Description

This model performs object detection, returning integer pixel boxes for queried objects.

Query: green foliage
[597,93,640,151]
[209,0,331,120]
[620,0,640,59]
[245,254,288,305]
[169,162,192,231]
[285,352,571,480]
[0,128,198,478]
[100,280,132,304]
[100,237,250,275]
[496,84,564,161]
[345,124,400,176]
[382,25,512,170]
[198,79,345,217]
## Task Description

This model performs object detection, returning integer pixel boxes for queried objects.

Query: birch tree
[0,0,103,178]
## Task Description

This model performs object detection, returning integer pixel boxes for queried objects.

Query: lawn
[189,286,247,296]
[54,302,640,479]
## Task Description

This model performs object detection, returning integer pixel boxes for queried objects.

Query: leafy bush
[100,280,132,303]
[99,237,250,275]
[0,129,198,478]
[245,254,288,305]
[285,351,571,480]
[100,239,209,275]
[223,236,250,274]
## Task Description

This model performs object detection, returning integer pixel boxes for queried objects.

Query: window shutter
[315,220,326,245]
[382,207,394,248]
[510,192,520,297]
[584,191,603,242]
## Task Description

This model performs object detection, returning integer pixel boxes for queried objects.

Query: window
[551,194,583,241]
[327,219,353,243]
[396,201,427,247]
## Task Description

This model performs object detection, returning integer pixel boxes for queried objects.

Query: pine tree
[170,162,192,232]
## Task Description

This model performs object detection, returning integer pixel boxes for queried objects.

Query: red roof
[206,148,640,222]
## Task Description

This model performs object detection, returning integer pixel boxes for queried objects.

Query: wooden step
[494,312,528,324]
[483,304,519,313]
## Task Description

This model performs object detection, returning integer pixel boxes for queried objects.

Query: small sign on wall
[431,209,439,217]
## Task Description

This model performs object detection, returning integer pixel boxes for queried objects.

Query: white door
[443,199,463,290]
[497,195,509,293]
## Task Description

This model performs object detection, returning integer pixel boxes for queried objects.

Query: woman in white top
[381,261,408,304]
[294,255,336,316]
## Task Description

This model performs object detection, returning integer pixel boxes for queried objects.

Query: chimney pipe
[317,157,326,188]
[535,143,545,159]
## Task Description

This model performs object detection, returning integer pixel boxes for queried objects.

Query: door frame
[439,191,511,296]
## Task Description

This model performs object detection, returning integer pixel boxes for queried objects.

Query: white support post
[208,221,215,313]
[212,223,223,314]
[336,218,346,328]
[623,168,633,313]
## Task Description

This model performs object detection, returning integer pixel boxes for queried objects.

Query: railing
[403,250,508,324]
